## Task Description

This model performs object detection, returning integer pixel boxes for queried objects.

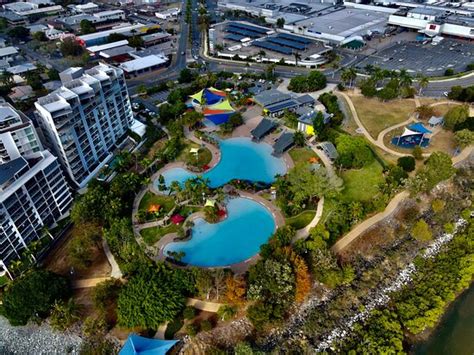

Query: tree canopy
[335,135,373,169]
[288,71,327,93]
[2,270,70,325]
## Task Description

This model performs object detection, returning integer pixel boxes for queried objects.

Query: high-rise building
[35,63,134,188]
[0,102,42,163]
[0,105,72,276]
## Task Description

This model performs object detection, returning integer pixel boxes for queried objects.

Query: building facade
[0,103,42,163]
[35,64,134,188]
[0,105,72,276]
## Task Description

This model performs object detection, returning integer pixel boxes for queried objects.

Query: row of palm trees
[339,66,430,94]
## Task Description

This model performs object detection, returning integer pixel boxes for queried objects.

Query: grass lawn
[350,96,415,139]
[140,224,181,245]
[289,147,318,166]
[286,210,316,229]
[139,192,176,213]
[341,160,385,202]
[177,140,212,169]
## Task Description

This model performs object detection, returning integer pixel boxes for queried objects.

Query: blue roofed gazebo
[120,334,179,355]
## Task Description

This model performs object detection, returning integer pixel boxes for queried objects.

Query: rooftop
[119,54,168,72]
[0,47,18,57]
[0,157,27,187]
[254,89,291,107]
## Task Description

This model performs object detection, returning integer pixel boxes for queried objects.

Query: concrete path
[294,197,325,241]
[72,277,111,289]
[154,322,169,340]
[331,191,410,254]
[184,127,221,168]
[102,239,122,279]
[186,298,224,313]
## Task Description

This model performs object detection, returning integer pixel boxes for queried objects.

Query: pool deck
[154,192,285,274]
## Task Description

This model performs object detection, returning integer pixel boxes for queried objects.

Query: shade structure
[205,199,216,207]
[207,100,234,112]
[204,87,226,105]
[204,99,235,125]
[408,122,432,134]
[205,112,234,125]
[190,89,204,104]
[170,214,185,224]
[120,334,178,355]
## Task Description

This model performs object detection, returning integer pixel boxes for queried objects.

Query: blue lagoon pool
[163,197,275,267]
[156,137,286,189]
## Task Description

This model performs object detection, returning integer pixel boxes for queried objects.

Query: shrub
[186,323,198,336]
[412,146,423,160]
[411,220,432,242]
[183,306,196,320]
[444,68,455,76]
[200,319,212,331]
[2,270,70,325]
[397,156,416,172]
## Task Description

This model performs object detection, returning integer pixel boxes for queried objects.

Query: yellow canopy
[207,99,234,112]
[204,199,216,207]
[190,148,199,154]
[190,89,204,104]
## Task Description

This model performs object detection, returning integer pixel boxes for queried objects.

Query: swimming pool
[156,137,287,189]
[163,197,275,267]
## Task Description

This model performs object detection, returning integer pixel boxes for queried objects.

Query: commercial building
[254,89,315,117]
[34,64,134,188]
[388,7,474,39]
[119,54,168,76]
[58,9,125,29]
[77,23,155,46]
[3,1,63,17]
[0,104,72,275]
[155,7,180,20]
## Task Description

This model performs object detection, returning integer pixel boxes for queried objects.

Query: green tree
[335,135,373,168]
[444,105,469,130]
[454,129,474,147]
[312,111,325,135]
[80,19,96,34]
[32,31,47,41]
[7,26,29,40]
[397,156,415,172]
[178,68,195,83]
[60,37,84,56]
[412,146,423,160]
[47,68,60,80]
[128,35,144,48]
[288,71,326,93]
[411,219,432,241]
[2,270,70,325]
[117,265,193,329]
[293,130,305,147]
[276,18,285,28]
[49,299,80,331]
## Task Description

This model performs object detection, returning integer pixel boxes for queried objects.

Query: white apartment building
[0,104,72,276]
[35,64,134,189]
[0,103,42,163]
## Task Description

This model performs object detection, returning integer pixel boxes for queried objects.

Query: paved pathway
[154,322,169,340]
[72,277,111,289]
[102,239,122,279]
[186,298,224,312]
[294,197,325,241]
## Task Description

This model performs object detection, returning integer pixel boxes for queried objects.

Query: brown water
[413,284,474,355]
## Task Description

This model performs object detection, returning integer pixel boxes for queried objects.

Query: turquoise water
[413,284,474,355]
[156,137,287,189]
[163,197,275,267]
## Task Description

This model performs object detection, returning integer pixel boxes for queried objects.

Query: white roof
[95,9,123,16]
[0,47,18,57]
[76,2,98,10]
[7,63,37,75]
[130,118,147,137]
[87,40,129,53]
[119,55,168,73]
[79,23,145,42]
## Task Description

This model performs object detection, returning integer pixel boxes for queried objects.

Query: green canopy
[190,89,204,104]
[208,99,234,112]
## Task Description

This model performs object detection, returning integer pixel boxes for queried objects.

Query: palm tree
[341,67,357,88]
[418,75,429,95]
[398,69,412,88]
[294,51,302,66]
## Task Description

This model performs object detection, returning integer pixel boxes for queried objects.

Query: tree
[288,71,326,93]
[335,135,373,168]
[408,152,455,194]
[92,278,122,317]
[49,299,80,331]
[444,105,469,130]
[397,156,415,172]
[276,17,285,28]
[225,276,246,304]
[217,305,237,321]
[341,67,357,88]
[418,75,429,95]
[128,35,144,49]
[312,111,325,135]
[80,19,96,34]
[411,219,432,241]
[454,129,474,148]
[293,130,305,147]
[415,105,435,120]
[47,68,59,81]
[25,70,43,91]
[444,68,454,76]
[117,265,193,329]
[2,270,70,325]
[32,31,47,42]
[412,146,423,160]
[7,26,29,40]
[178,68,195,83]
[360,78,377,98]
[60,38,84,57]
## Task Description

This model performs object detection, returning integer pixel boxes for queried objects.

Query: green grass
[286,210,316,230]
[140,224,181,245]
[165,317,184,339]
[138,192,176,213]
[340,160,384,202]
[177,141,212,168]
[289,147,318,166]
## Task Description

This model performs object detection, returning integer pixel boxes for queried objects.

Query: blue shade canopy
[120,334,179,355]
[408,122,432,134]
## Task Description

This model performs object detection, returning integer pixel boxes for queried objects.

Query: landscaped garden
[289,147,318,166]
[340,160,385,202]
[140,224,181,245]
[286,210,317,229]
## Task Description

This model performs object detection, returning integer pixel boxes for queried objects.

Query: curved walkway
[294,197,325,241]
[186,298,224,312]
[331,146,473,254]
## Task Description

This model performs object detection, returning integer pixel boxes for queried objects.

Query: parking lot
[357,39,474,76]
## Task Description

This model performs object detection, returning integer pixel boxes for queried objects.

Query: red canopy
[170,214,185,224]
